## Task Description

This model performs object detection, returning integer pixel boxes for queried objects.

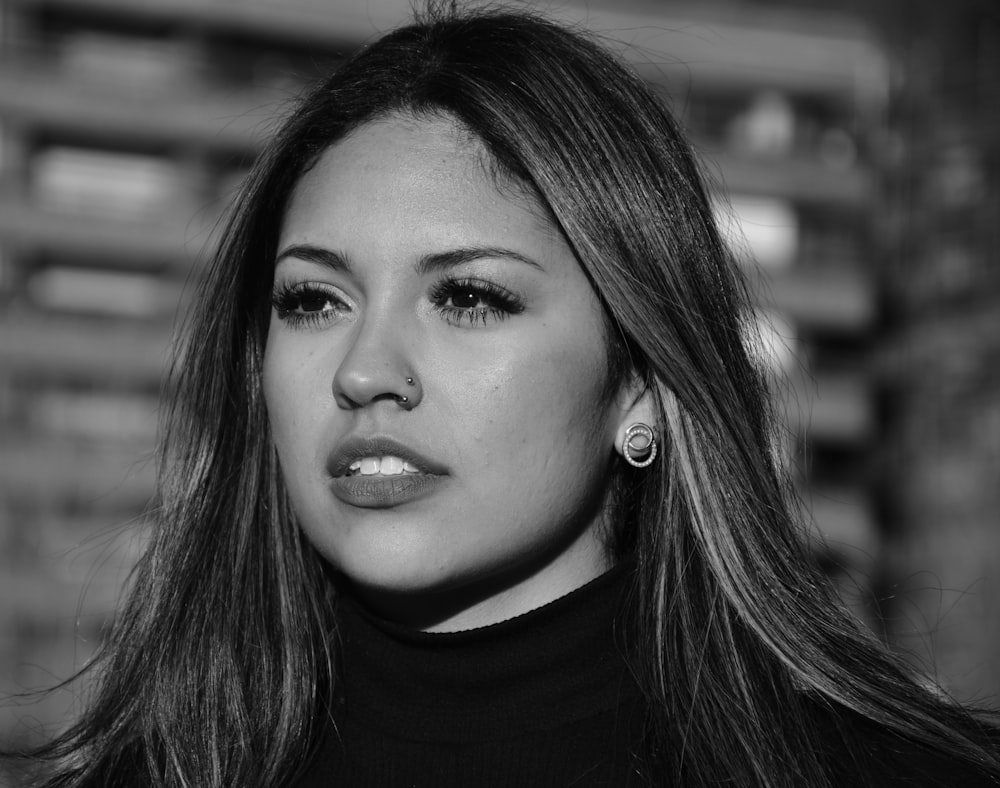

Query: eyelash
[271,282,350,328]
[270,277,525,329]
[429,277,525,327]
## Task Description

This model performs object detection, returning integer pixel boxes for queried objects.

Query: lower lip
[329,473,445,508]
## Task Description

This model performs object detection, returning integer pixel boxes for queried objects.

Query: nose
[332,314,422,411]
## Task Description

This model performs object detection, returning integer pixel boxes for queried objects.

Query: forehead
[281,113,555,247]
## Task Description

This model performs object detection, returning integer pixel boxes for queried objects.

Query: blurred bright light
[749,308,796,373]
[32,147,183,220]
[28,267,175,318]
[715,194,799,269]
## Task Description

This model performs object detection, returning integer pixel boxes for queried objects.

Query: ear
[612,374,659,462]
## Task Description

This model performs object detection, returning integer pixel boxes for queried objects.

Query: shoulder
[862,738,998,786]
[817,708,1000,787]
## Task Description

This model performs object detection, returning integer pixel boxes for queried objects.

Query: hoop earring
[622,423,657,468]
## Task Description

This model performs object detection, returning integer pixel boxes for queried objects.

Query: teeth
[381,456,404,475]
[347,456,421,476]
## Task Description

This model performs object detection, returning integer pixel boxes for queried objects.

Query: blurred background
[0,0,997,763]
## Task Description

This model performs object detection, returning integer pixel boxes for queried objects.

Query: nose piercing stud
[395,376,417,406]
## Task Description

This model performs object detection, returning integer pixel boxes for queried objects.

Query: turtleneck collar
[333,561,639,743]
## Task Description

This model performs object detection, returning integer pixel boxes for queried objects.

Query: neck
[341,531,612,632]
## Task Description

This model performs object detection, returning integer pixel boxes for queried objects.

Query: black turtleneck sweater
[296,564,645,787]
[293,565,1000,788]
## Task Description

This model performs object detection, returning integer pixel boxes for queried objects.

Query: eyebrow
[275,244,350,272]
[274,243,543,275]
[415,247,543,274]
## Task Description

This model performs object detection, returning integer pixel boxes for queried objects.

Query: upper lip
[326,435,448,478]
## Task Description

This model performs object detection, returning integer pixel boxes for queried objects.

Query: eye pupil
[300,294,330,312]
[452,290,480,309]
[428,278,524,327]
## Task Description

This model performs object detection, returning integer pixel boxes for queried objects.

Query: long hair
[19,6,1000,786]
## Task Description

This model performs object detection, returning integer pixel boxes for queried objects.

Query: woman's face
[263,113,637,630]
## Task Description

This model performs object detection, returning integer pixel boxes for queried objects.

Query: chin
[324,533,528,623]
[327,532,465,593]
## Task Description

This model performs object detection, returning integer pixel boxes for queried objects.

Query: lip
[326,435,448,509]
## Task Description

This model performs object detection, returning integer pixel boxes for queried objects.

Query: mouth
[328,435,446,477]
[344,455,423,477]
[327,436,447,509]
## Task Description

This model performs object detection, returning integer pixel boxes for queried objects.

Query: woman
[15,5,1000,787]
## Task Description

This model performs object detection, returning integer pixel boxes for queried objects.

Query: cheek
[470,334,617,471]
[262,331,325,461]
[263,334,293,434]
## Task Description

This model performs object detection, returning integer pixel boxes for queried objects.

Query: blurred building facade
[874,0,1000,704]
[0,0,996,759]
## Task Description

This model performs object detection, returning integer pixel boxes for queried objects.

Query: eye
[430,278,525,327]
[271,282,351,328]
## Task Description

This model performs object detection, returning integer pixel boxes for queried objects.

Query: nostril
[329,326,422,409]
